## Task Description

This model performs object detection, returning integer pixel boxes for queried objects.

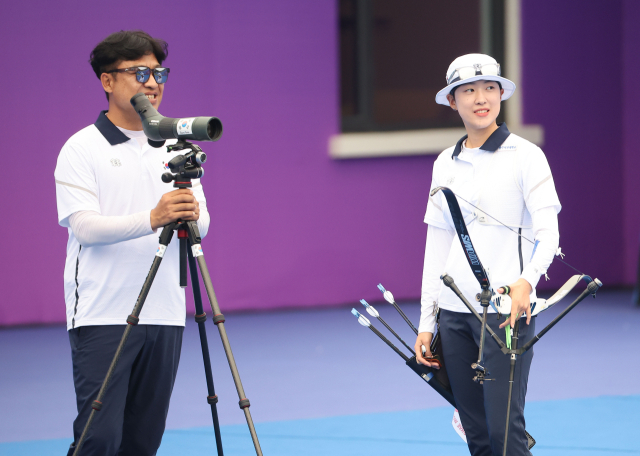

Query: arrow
[360,300,414,355]
[377,284,419,335]
[351,309,409,361]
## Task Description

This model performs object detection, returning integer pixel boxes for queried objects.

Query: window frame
[330,0,543,159]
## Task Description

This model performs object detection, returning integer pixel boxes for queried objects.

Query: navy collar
[451,122,510,158]
[94,110,131,146]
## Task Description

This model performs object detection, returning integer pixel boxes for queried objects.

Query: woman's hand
[498,278,533,328]
[415,332,440,369]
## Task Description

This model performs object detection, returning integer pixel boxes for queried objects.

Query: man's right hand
[415,332,439,369]
[150,189,199,230]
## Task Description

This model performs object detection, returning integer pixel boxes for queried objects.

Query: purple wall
[0,0,634,326]
[622,0,640,284]
[521,0,625,287]
[0,0,432,326]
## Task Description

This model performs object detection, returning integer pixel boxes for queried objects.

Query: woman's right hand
[415,332,439,369]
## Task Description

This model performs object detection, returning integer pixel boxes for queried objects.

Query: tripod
[73,141,262,456]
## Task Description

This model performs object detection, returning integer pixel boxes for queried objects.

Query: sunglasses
[447,63,500,85]
[106,66,170,84]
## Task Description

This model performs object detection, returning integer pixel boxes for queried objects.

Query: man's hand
[415,332,439,369]
[498,278,533,329]
[150,189,199,230]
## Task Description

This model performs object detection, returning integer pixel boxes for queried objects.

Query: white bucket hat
[435,53,516,106]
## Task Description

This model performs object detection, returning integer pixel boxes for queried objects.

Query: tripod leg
[502,319,520,456]
[180,234,188,287]
[73,225,176,456]
[187,247,224,455]
[190,247,263,456]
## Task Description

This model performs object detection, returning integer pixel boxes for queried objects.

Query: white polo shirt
[55,111,208,330]
[420,123,561,332]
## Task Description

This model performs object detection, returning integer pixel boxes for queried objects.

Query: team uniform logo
[110,158,122,167]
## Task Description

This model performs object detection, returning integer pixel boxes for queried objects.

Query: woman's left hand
[498,278,533,328]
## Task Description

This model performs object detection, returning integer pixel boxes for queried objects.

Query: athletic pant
[66,325,183,456]
[439,309,535,456]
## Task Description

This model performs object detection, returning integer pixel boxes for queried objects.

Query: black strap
[431,186,490,290]
[518,228,524,274]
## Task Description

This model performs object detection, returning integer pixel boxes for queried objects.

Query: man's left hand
[498,278,533,328]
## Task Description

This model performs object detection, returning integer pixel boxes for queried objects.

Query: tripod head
[162,140,207,189]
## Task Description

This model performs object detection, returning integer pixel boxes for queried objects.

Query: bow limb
[492,274,594,318]
[430,186,491,290]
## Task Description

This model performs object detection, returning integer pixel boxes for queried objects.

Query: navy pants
[66,325,183,456]
[440,309,535,456]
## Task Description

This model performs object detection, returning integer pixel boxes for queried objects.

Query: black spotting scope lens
[206,119,222,141]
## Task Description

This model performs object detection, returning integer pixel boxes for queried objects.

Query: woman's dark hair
[449,80,503,100]
[89,30,168,99]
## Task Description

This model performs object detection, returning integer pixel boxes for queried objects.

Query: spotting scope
[130,93,223,142]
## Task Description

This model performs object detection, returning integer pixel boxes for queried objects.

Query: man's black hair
[449,80,503,100]
[89,30,168,100]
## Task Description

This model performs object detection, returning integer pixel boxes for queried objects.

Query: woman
[414,53,561,456]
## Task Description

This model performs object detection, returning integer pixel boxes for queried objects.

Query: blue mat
[2,395,637,455]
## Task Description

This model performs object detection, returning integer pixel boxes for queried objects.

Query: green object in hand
[505,318,512,349]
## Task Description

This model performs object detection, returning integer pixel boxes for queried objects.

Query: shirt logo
[446,176,455,185]
[110,158,122,167]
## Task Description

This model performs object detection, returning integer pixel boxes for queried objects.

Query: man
[54,30,210,455]
[414,54,560,455]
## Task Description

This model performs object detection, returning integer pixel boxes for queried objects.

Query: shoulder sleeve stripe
[55,179,97,198]
[528,174,552,196]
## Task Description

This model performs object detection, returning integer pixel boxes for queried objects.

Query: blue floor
[2,396,638,455]
[1,288,638,454]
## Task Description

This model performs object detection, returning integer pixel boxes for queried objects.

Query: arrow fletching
[378,284,395,303]
[360,299,379,317]
[351,308,371,327]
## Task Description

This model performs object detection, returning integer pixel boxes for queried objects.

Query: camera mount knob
[195,152,207,165]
